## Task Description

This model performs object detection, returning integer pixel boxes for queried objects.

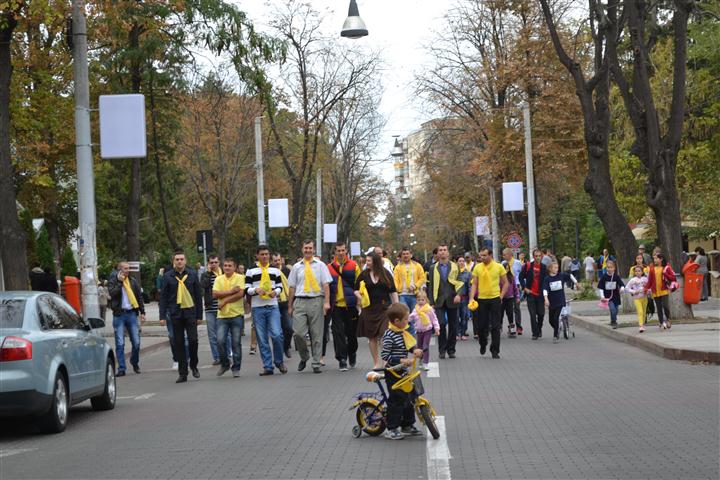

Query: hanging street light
[341,0,368,39]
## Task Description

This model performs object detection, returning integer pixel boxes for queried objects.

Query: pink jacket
[409,307,440,333]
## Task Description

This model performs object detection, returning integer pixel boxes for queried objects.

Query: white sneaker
[422,364,430,371]
[172,362,179,371]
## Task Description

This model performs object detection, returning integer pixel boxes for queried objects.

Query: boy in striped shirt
[381,303,424,440]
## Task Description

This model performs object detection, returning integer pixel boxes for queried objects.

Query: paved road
[1,322,718,479]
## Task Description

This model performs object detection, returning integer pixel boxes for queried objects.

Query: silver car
[0,291,116,433]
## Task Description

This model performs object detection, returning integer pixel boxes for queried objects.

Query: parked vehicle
[0,292,116,433]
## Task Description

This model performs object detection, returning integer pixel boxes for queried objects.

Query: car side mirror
[88,317,105,329]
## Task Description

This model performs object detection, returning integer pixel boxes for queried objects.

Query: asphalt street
[1,321,718,480]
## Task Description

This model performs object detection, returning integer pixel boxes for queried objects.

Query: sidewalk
[569,297,720,364]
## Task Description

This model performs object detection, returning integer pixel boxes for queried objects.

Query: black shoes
[259,369,274,376]
[439,352,446,359]
[297,360,307,372]
[480,344,487,355]
[312,366,322,374]
[285,349,292,359]
[191,367,200,379]
[491,353,500,359]
[448,352,456,359]
[277,363,288,374]
[339,361,348,371]
[531,336,538,340]
[116,370,126,377]
[132,364,141,374]
[176,375,187,383]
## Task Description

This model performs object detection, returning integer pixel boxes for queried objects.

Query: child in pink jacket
[409,291,440,371]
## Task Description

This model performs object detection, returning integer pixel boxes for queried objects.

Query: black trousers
[322,313,331,357]
[526,294,546,337]
[435,305,458,355]
[478,298,502,355]
[655,295,670,323]
[548,306,561,337]
[472,308,480,336]
[385,373,415,430]
[331,306,358,364]
[278,301,293,353]
[501,297,515,326]
[171,308,199,376]
[513,296,522,328]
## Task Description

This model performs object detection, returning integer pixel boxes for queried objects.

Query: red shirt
[531,263,541,296]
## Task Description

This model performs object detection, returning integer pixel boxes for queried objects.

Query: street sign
[127,261,140,272]
[98,94,147,159]
[196,230,214,253]
[506,233,523,249]
[475,216,490,236]
[268,199,289,228]
[350,242,361,256]
[323,224,337,243]
[502,182,524,211]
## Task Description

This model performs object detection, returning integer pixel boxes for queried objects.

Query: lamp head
[341,0,368,39]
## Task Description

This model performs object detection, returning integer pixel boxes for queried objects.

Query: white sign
[127,261,141,272]
[268,199,289,228]
[323,224,337,243]
[99,94,147,159]
[350,242,361,256]
[475,216,490,236]
[502,182,524,212]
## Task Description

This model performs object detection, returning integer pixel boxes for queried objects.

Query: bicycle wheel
[356,401,386,436]
[562,317,569,339]
[419,404,440,439]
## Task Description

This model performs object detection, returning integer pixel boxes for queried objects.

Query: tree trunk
[0,12,29,290]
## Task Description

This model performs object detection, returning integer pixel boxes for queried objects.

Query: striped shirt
[381,329,411,366]
[244,264,284,308]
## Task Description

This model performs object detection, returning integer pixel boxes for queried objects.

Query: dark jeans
[385,373,416,430]
[330,306,358,364]
[322,313,331,357]
[434,305,458,355]
[513,296,522,328]
[216,316,243,371]
[548,307,561,337]
[477,298,502,355]
[655,295,670,323]
[501,298,515,326]
[171,308,199,376]
[458,300,469,336]
[278,301,293,353]
[526,294,546,337]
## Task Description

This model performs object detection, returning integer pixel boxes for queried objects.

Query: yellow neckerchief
[358,280,371,308]
[387,321,417,350]
[333,257,347,304]
[278,270,289,302]
[303,258,320,294]
[175,274,194,308]
[257,262,273,299]
[602,255,608,270]
[122,277,139,309]
[415,302,432,327]
[433,261,464,301]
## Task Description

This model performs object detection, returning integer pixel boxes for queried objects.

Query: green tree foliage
[60,246,77,278]
[36,226,54,270]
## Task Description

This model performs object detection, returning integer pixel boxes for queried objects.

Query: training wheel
[352,425,363,438]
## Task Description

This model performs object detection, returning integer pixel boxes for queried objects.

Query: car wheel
[38,372,69,434]
[91,357,116,411]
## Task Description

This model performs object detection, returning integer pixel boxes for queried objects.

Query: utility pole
[254,117,266,244]
[73,0,100,320]
[316,169,322,256]
[523,102,538,252]
[490,187,500,262]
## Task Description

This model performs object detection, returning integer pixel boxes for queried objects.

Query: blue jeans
[166,311,189,362]
[458,300,469,336]
[216,316,243,371]
[206,310,232,361]
[399,295,417,335]
[252,306,284,371]
[113,311,140,372]
[609,302,619,324]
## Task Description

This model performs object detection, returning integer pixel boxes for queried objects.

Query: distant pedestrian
[272,253,294,358]
[520,249,548,340]
[560,254,572,275]
[541,249,552,267]
[502,248,524,335]
[201,255,230,366]
[288,240,332,374]
[638,244,652,266]
[626,266,649,333]
[542,261,577,342]
[30,263,58,293]
[694,247,709,301]
[583,252,596,284]
[645,253,677,330]
[245,245,287,376]
[500,267,520,337]
[455,256,472,340]
[598,259,625,329]
[408,291,439,370]
[469,248,508,359]
[427,244,463,359]
[108,261,145,376]
[327,242,361,371]
[354,252,398,369]
[570,256,580,284]
[393,246,427,335]
[97,280,110,322]
[212,258,245,377]
[159,250,203,383]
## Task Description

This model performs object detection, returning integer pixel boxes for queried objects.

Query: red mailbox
[63,276,82,314]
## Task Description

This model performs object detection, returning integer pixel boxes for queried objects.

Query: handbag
[598,288,613,309]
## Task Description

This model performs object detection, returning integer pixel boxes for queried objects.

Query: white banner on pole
[350,242,361,256]
[323,224,337,243]
[475,216,490,236]
[99,94,147,159]
[268,199,289,228]
[502,182,525,212]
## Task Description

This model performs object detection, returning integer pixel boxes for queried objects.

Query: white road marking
[134,393,156,400]
[426,416,451,480]
[426,362,440,378]
[0,448,37,459]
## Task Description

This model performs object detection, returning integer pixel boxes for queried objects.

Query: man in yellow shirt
[393,247,427,335]
[469,248,508,359]
[212,258,245,377]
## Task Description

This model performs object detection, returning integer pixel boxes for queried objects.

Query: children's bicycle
[349,360,440,439]
[560,299,575,339]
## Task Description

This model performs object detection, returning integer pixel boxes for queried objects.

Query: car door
[37,296,85,395]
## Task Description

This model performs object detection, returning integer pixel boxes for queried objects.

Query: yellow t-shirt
[212,273,245,318]
[654,268,669,297]
[472,261,506,299]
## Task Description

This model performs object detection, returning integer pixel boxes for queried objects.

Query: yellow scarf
[175,274,195,308]
[433,261,464,302]
[358,280,371,308]
[257,262,273,299]
[303,260,320,294]
[122,277,139,309]
[415,303,432,327]
[387,321,417,350]
[279,271,289,302]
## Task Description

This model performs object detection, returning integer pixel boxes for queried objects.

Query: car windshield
[0,299,27,328]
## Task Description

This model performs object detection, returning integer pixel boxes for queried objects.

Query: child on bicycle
[542,261,578,343]
[381,303,424,440]
[408,291,439,371]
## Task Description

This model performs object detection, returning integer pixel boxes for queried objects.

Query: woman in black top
[354,252,399,369]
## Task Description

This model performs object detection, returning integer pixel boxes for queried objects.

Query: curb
[570,315,720,364]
